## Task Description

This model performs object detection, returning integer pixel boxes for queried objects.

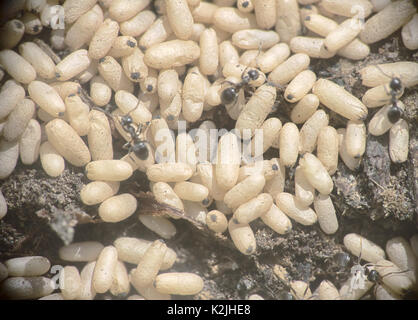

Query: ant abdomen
[389,77,402,92]
[387,104,403,124]
[221,86,237,105]
[132,141,149,160]
[247,69,259,81]
[366,269,380,283]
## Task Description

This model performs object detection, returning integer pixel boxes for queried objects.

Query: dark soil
[0,22,417,299]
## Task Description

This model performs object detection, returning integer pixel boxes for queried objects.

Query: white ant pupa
[41,5,65,30]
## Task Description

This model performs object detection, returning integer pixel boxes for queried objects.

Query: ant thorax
[390,77,402,92]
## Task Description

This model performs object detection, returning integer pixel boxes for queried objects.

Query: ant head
[387,104,403,124]
[121,115,133,125]
[132,141,149,160]
[366,269,379,283]
[221,87,237,105]
[130,72,140,80]
[390,77,402,92]
[247,69,259,81]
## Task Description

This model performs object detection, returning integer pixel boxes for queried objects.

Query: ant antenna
[125,104,140,116]
[373,64,394,81]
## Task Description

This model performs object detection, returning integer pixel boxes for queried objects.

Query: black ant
[344,237,416,300]
[220,41,266,106]
[363,266,418,300]
[120,115,150,161]
[93,106,150,161]
[374,65,404,124]
[220,68,260,105]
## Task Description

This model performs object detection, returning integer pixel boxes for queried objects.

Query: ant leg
[253,40,264,69]
[135,123,143,136]
[139,121,151,139]
[92,106,113,118]
[265,80,285,92]
[373,265,411,278]
[91,106,121,131]
[128,151,137,164]
[374,64,403,89]
[287,280,311,300]
[122,141,131,150]
[133,123,150,141]
[374,64,405,99]
[122,143,139,163]
[381,81,392,97]
[363,262,375,270]
[287,285,298,300]
[138,121,151,135]
[382,269,412,280]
